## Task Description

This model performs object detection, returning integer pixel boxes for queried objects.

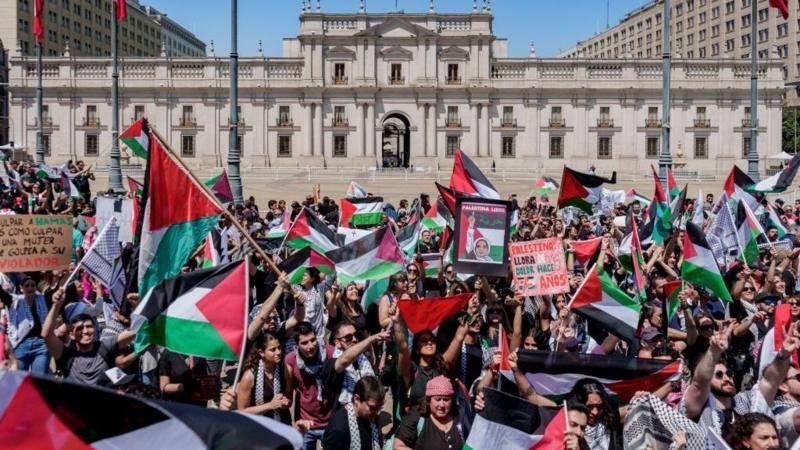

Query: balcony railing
[332,118,349,128]
[276,118,294,127]
[389,77,405,85]
[179,117,197,127]
[742,118,753,128]
[82,117,101,127]
[332,76,348,85]
[645,118,662,128]
[501,119,517,128]
[35,117,53,127]
[445,118,462,128]
[549,118,566,128]
[694,118,711,128]
[446,77,462,85]
[597,118,614,128]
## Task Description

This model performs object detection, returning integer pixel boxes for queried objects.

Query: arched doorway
[381,114,410,169]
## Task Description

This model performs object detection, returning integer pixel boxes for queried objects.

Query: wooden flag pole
[149,127,284,276]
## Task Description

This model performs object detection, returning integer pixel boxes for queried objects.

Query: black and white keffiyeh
[344,402,380,450]
[254,360,281,417]
[333,347,374,404]
[623,394,705,450]
[296,345,327,402]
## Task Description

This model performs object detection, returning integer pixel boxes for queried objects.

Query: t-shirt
[57,336,119,386]
[158,350,209,403]
[395,409,465,450]
[321,406,378,450]
[285,345,335,429]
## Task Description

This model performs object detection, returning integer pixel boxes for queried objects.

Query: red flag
[571,236,603,267]
[770,0,789,19]
[116,0,128,21]
[33,0,44,44]
[396,293,471,334]
[498,325,511,371]
[435,182,458,216]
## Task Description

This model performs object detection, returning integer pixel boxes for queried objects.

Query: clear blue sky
[146,0,652,57]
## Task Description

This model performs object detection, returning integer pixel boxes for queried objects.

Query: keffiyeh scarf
[345,402,380,450]
[254,360,281,418]
[333,347,374,404]
[295,346,327,402]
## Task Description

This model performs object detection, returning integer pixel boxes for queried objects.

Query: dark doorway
[381,114,410,169]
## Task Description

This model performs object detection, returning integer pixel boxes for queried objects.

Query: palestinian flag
[128,177,143,238]
[735,200,767,266]
[724,166,762,215]
[662,280,683,322]
[283,207,340,254]
[127,176,144,196]
[691,189,705,226]
[266,208,292,239]
[567,264,641,343]
[0,370,302,449]
[278,247,335,285]
[346,181,368,198]
[137,134,224,295]
[35,163,61,180]
[681,222,732,302]
[200,231,221,268]
[132,261,248,361]
[650,165,673,245]
[361,278,389,312]
[120,117,150,159]
[464,388,560,450]
[513,350,681,403]
[396,293,471,334]
[670,185,688,229]
[770,0,789,19]
[758,304,800,376]
[449,149,500,199]
[531,177,559,196]
[396,203,422,257]
[422,198,452,233]
[61,172,80,198]
[764,202,788,239]
[340,197,384,228]
[420,253,442,278]
[666,167,680,201]
[326,226,404,284]
[751,152,800,194]
[627,217,647,300]
[204,170,234,204]
[435,182,459,216]
[557,167,615,214]
[627,189,651,206]
[571,236,603,267]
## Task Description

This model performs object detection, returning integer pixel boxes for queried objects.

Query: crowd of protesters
[1,157,800,450]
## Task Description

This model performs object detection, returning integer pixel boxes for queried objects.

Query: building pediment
[326,46,356,60]
[379,46,413,60]
[439,46,469,61]
[355,17,437,39]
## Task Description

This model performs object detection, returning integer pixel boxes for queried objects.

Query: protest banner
[453,197,511,277]
[509,237,569,296]
[96,196,134,243]
[0,215,72,271]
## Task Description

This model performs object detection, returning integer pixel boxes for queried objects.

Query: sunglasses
[336,332,357,342]
[698,324,716,332]
[714,369,734,380]
[407,268,419,274]
[742,287,756,292]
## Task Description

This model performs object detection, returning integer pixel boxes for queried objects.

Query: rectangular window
[85,134,99,156]
[646,137,659,159]
[447,106,460,127]
[598,137,612,159]
[181,135,195,157]
[182,105,194,126]
[333,135,346,157]
[334,63,346,83]
[42,134,51,157]
[278,106,291,126]
[134,105,145,121]
[334,106,346,126]
[390,64,403,84]
[447,64,459,83]
[278,135,292,157]
[550,106,564,127]
[501,136,515,158]
[599,106,611,127]
[742,137,751,159]
[695,107,709,127]
[446,136,459,157]
[549,136,563,159]
[84,105,98,126]
[694,137,708,159]
[502,106,514,127]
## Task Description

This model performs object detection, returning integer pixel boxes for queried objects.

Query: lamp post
[108,0,124,192]
[658,0,672,191]
[747,0,759,181]
[35,41,44,164]
[227,0,243,205]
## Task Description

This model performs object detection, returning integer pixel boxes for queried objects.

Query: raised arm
[758,323,799,405]
[683,324,733,421]
[41,289,66,360]
[333,329,390,373]
[442,318,469,371]
[247,275,290,341]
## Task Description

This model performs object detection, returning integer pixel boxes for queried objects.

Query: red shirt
[285,344,335,430]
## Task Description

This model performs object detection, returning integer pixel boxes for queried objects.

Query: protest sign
[96,196,134,243]
[0,215,72,271]
[453,197,511,277]
[509,237,569,296]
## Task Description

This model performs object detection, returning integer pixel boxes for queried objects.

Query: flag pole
[747,0,760,181]
[231,257,251,392]
[148,127,284,276]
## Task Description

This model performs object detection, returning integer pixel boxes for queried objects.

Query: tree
[782,106,800,154]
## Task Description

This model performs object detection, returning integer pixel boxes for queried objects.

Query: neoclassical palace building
[6,4,786,177]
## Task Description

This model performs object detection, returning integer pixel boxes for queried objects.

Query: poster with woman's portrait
[453,198,511,277]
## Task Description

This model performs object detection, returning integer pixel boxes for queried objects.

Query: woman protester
[0,276,50,374]
[236,331,291,423]
[393,376,465,450]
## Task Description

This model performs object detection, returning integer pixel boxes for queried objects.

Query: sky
[146,0,653,58]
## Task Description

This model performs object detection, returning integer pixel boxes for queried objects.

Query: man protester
[323,322,391,406]
[322,376,386,450]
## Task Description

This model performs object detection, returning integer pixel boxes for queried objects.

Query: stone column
[429,103,437,157]
[314,103,323,159]
[304,103,313,156]
[358,103,366,157]
[480,103,490,158]
[420,104,428,157]
[471,104,479,156]
[366,103,375,157]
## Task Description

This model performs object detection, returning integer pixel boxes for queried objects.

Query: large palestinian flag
[278,247,335,285]
[325,226,404,284]
[513,350,681,403]
[396,293,471,334]
[0,371,302,449]
[464,388,565,450]
[571,236,603,267]
[557,167,615,214]
[137,134,224,295]
[120,117,150,159]
[340,197,385,228]
[396,203,423,257]
[735,200,767,266]
[449,149,500,199]
[751,153,800,194]
[724,165,762,214]
[666,167,680,201]
[132,261,248,361]
[567,264,641,343]
[283,207,340,254]
[682,222,732,302]
[662,279,684,323]
[422,197,452,232]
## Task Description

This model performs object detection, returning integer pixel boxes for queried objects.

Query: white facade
[6,9,785,178]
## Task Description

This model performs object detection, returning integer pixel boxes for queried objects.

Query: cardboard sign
[96,197,134,243]
[0,215,72,271]
[509,237,569,296]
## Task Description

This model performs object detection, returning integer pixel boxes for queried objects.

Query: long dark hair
[410,329,447,375]
[244,331,280,372]
[568,379,623,449]
[386,272,408,296]
[724,413,777,450]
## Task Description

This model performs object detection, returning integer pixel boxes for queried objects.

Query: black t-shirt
[158,350,209,403]
[321,406,377,450]
[395,409,464,450]
[321,357,345,407]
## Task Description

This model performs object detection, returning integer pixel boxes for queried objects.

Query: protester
[321,376,386,450]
